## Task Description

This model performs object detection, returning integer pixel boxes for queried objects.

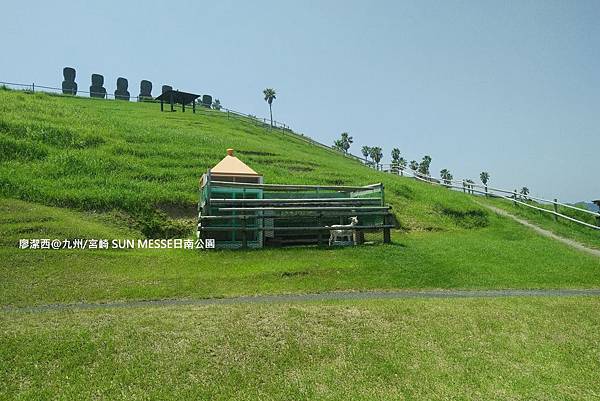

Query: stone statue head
[90,73,106,98]
[114,77,130,100]
[116,77,128,91]
[91,74,104,87]
[62,67,78,95]
[63,67,76,82]
[140,80,152,96]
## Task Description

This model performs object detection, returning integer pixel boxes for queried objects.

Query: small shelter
[199,149,264,249]
[198,149,393,249]
[155,89,201,113]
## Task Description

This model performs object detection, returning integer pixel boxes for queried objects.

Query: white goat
[328,216,359,246]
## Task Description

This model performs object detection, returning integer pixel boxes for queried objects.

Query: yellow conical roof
[210,148,259,176]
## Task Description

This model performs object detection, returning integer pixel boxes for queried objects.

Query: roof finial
[226,148,234,156]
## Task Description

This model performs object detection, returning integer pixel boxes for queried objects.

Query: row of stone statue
[61,67,203,103]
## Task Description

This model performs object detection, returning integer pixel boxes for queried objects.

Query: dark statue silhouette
[202,94,212,108]
[89,74,106,98]
[139,80,153,101]
[62,67,77,95]
[114,77,130,101]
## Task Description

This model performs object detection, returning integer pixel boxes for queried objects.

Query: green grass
[479,196,600,250]
[0,90,498,235]
[1,86,600,400]
[2,197,600,307]
[0,90,599,307]
[2,297,600,400]
[0,198,140,247]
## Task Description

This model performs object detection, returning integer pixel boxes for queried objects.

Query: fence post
[462,180,466,193]
[553,199,559,222]
[383,214,391,244]
[513,190,517,206]
[32,83,35,93]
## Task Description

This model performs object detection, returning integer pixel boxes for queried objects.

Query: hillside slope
[0,89,486,235]
[479,196,600,250]
[1,89,599,307]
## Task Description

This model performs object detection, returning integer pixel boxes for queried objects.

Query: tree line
[330,132,532,197]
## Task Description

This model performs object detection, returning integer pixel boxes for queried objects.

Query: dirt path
[3,288,600,313]
[481,204,600,257]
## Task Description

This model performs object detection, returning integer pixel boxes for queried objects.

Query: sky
[2,0,599,202]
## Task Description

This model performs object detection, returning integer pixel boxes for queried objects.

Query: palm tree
[409,160,419,172]
[370,147,383,170]
[520,187,530,201]
[480,171,490,185]
[480,171,490,196]
[361,146,371,164]
[398,157,407,176]
[340,132,353,154]
[391,148,401,173]
[333,139,344,152]
[418,155,432,176]
[440,169,453,186]
[263,88,276,127]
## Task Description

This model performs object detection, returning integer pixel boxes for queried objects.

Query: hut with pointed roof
[200,148,262,187]
[199,149,264,249]
[198,149,393,249]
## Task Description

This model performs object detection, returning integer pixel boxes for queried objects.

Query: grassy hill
[1,88,600,307]
[1,89,600,399]
[0,88,487,236]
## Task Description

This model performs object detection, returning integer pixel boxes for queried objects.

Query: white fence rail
[389,167,600,231]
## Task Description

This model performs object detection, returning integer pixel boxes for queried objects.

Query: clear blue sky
[3,0,599,202]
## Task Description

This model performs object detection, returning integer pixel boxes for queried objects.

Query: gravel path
[4,288,600,313]
[481,204,600,257]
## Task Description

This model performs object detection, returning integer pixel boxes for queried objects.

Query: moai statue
[162,85,172,94]
[89,74,106,98]
[114,77,130,101]
[202,94,213,108]
[62,67,77,95]
[138,80,153,101]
